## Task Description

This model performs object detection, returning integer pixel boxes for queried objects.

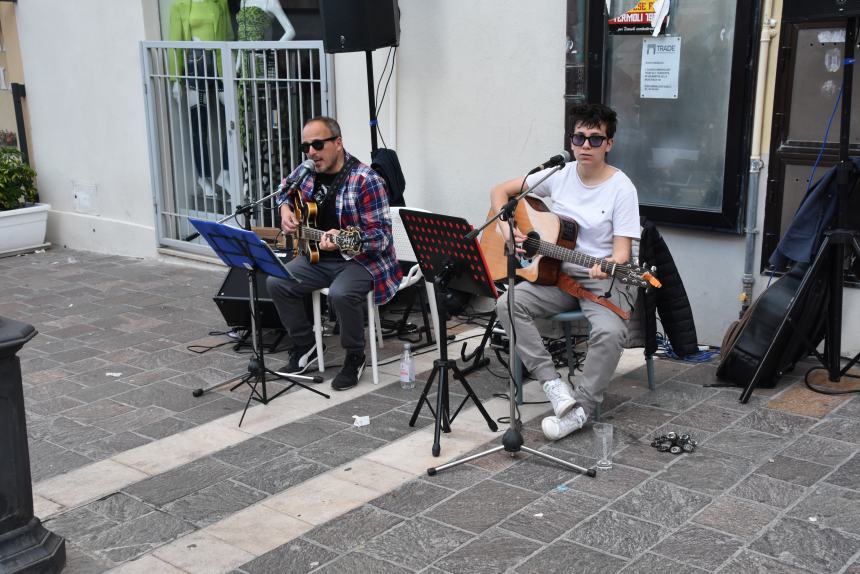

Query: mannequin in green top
[238,0,295,42]
[169,0,233,198]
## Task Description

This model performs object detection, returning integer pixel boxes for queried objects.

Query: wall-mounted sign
[640,36,681,99]
[609,0,665,35]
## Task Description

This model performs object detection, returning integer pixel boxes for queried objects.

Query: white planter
[0,203,50,256]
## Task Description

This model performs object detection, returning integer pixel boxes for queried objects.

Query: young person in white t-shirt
[490,103,641,441]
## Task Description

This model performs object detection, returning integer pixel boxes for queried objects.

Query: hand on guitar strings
[498,223,528,256]
[280,206,300,234]
[319,229,341,251]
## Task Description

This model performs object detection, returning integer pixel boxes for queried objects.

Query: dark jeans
[189,89,229,178]
[267,257,373,355]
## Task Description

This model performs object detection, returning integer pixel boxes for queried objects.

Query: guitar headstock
[336,227,364,257]
[619,262,662,290]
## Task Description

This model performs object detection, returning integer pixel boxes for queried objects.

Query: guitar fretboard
[524,237,619,276]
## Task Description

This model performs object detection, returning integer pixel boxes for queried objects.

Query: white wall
[16,0,160,258]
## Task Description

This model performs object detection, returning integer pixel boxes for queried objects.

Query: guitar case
[717,258,830,388]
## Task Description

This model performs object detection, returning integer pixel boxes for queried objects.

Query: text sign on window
[640,36,681,99]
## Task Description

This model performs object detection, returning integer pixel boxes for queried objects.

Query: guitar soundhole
[561,220,577,242]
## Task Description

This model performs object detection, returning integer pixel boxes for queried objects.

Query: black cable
[803,365,860,395]
[373,46,396,148]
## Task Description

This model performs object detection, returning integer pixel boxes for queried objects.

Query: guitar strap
[316,156,358,208]
[555,274,630,321]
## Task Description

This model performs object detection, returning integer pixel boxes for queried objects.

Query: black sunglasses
[570,133,609,147]
[300,135,338,154]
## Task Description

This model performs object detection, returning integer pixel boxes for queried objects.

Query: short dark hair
[305,116,342,138]
[569,103,617,139]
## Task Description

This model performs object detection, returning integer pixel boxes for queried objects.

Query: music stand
[189,218,328,425]
[399,210,499,456]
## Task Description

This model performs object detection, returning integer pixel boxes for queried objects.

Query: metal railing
[140,41,332,254]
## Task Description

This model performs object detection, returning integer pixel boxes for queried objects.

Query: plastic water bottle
[399,343,415,390]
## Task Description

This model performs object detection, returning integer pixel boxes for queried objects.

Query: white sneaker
[543,377,576,418]
[542,406,588,440]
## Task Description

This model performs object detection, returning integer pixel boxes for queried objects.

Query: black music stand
[189,218,328,425]
[740,17,860,402]
[400,210,499,456]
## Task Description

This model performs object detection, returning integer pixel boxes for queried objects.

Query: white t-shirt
[524,162,640,273]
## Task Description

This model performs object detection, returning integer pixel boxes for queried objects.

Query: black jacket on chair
[637,220,699,358]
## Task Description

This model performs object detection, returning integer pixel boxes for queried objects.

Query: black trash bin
[0,316,65,573]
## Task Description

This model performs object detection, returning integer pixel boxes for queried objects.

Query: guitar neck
[300,226,328,243]
[531,239,617,275]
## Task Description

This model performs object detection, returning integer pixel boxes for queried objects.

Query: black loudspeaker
[214,269,283,330]
[320,0,400,54]
[783,0,860,21]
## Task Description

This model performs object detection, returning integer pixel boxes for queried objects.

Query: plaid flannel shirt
[277,151,402,305]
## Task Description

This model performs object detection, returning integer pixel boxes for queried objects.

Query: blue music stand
[189,219,329,425]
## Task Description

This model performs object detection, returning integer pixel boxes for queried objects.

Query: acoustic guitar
[480,196,661,289]
[292,196,363,263]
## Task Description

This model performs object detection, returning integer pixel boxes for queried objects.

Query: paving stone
[124,457,241,506]
[241,538,339,574]
[123,368,180,387]
[176,395,253,425]
[731,474,808,509]
[86,492,154,523]
[63,544,113,574]
[362,517,473,571]
[515,539,627,574]
[43,507,118,544]
[601,403,675,438]
[211,436,292,471]
[113,380,218,412]
[41,416,111,449]
[163,479,267,527]
[23,379,86,403]
[306,505,403,553]
[234,451,328,495]
[659,447,753,496]
[73,431,152,460]
[620,553,708,573]
[421,464,492,491]
[699,390,766,413]
[720,550,815,574]
[835,396,860,419]
[631,380,715,412]
[703,427,790,461]
[753,454,832,487]
[651,524,742,571]
[28,439,93,482]
[500,489,605,543]
[750,516,859,573]
[124,348,195,371]
[66,380,137,403]
[298,430,387,467]
[61,399,136,424]
[668,403,745,433]
[826,452,860,490]
[493,446,595,493]
[434,529,541,574]
[353,408,434,442]
[62,357,112,375]
[692,495,779,538]
[810,416,860,444]
[613,441,673,472]
[317,393,405,423]
[370,479,452,517]
[27,395,86,416]
[133,416,196,439]
[736,408,818,437]
[425,479,540,534]
[788,483,860,534]
[779,434,857,467]
[569,463,650,500]
[82,510,196,564]
[260,415,351,448]
[311,552,412,574]
[567,509,667,558]
[610,479,711,528]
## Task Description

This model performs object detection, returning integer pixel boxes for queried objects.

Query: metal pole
[365,50,378,153]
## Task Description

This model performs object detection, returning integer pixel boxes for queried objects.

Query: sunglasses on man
[570,133,609,147]
[300,135,338,154]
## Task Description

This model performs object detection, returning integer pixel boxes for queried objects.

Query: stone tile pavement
[3,248,860,573]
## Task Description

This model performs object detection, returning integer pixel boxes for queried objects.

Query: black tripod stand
[740,16,860,402]
[400,211,498,456]
[189,218,327,426]
[426,170,595,478]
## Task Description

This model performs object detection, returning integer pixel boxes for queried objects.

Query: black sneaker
[331,353,366,391]
[278,343,321,375]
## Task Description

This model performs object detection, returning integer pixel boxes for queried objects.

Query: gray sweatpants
[496,274,637,417]
[267,257,373,355]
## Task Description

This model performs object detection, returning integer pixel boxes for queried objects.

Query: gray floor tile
[370,480,452,517]
[40,416,111,450]
[261,415,351,448]
[659,447,754,496]
[515,539,627,574]
[719,550,814,574]
[425,479,540,534]
[63,544,113,574]
[736,408,818,437]
[788,483,860,535]
[211,436,292,470]
[298,430,387,467]
[241,538,339,574]
[569,463,651,500]
[610,479,711,528]
[133,416,196,439]
[750,516,859,573]
[613,441,674,472]
[44,507,118,544]
[311,552,413,574]
[361,517,473,571]
[753,454,832,487]
[28,439,93,483]
[434,529,541,574]
[826,452,860,490]
[703,427,790,462]
[651,524,742,571]
[602,403,676,438]
[123,457,241,506]
[113,380,219,412]
[173,395,247,424]
[621,553,708,573]
[500,489,605,543]
[86,492,154,523]
[811,416,860,445]
[233,451,328,495]
[317,392,405,422]
[72,431,152,460]
[81,510,196,564]
[493,446,595,493]
[567,509,668,558]
[305,505,402,553]
[779,434,857,467]
[670,403,747,432]
[631,380,716,412]
[731,474,808,509]
[693,495,779,538]
[422,465,492,491]
[163,479,266,527]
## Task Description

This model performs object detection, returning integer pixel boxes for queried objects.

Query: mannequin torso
[238,0,295,41]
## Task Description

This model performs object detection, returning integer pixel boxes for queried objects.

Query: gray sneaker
[543,377,575,418]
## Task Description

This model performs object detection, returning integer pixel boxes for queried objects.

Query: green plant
[0,147,37,211]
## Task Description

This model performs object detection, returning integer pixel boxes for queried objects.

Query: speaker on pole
[783,0,860,22]
[320,0,400,54]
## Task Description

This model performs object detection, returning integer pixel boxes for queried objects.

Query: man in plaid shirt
[268,116,401,390]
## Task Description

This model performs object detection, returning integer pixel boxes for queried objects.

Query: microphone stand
[183,187,284,242]
[430,164,595,477]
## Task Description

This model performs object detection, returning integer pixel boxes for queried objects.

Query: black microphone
[280,159,316,196]
[527,150,571,175]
